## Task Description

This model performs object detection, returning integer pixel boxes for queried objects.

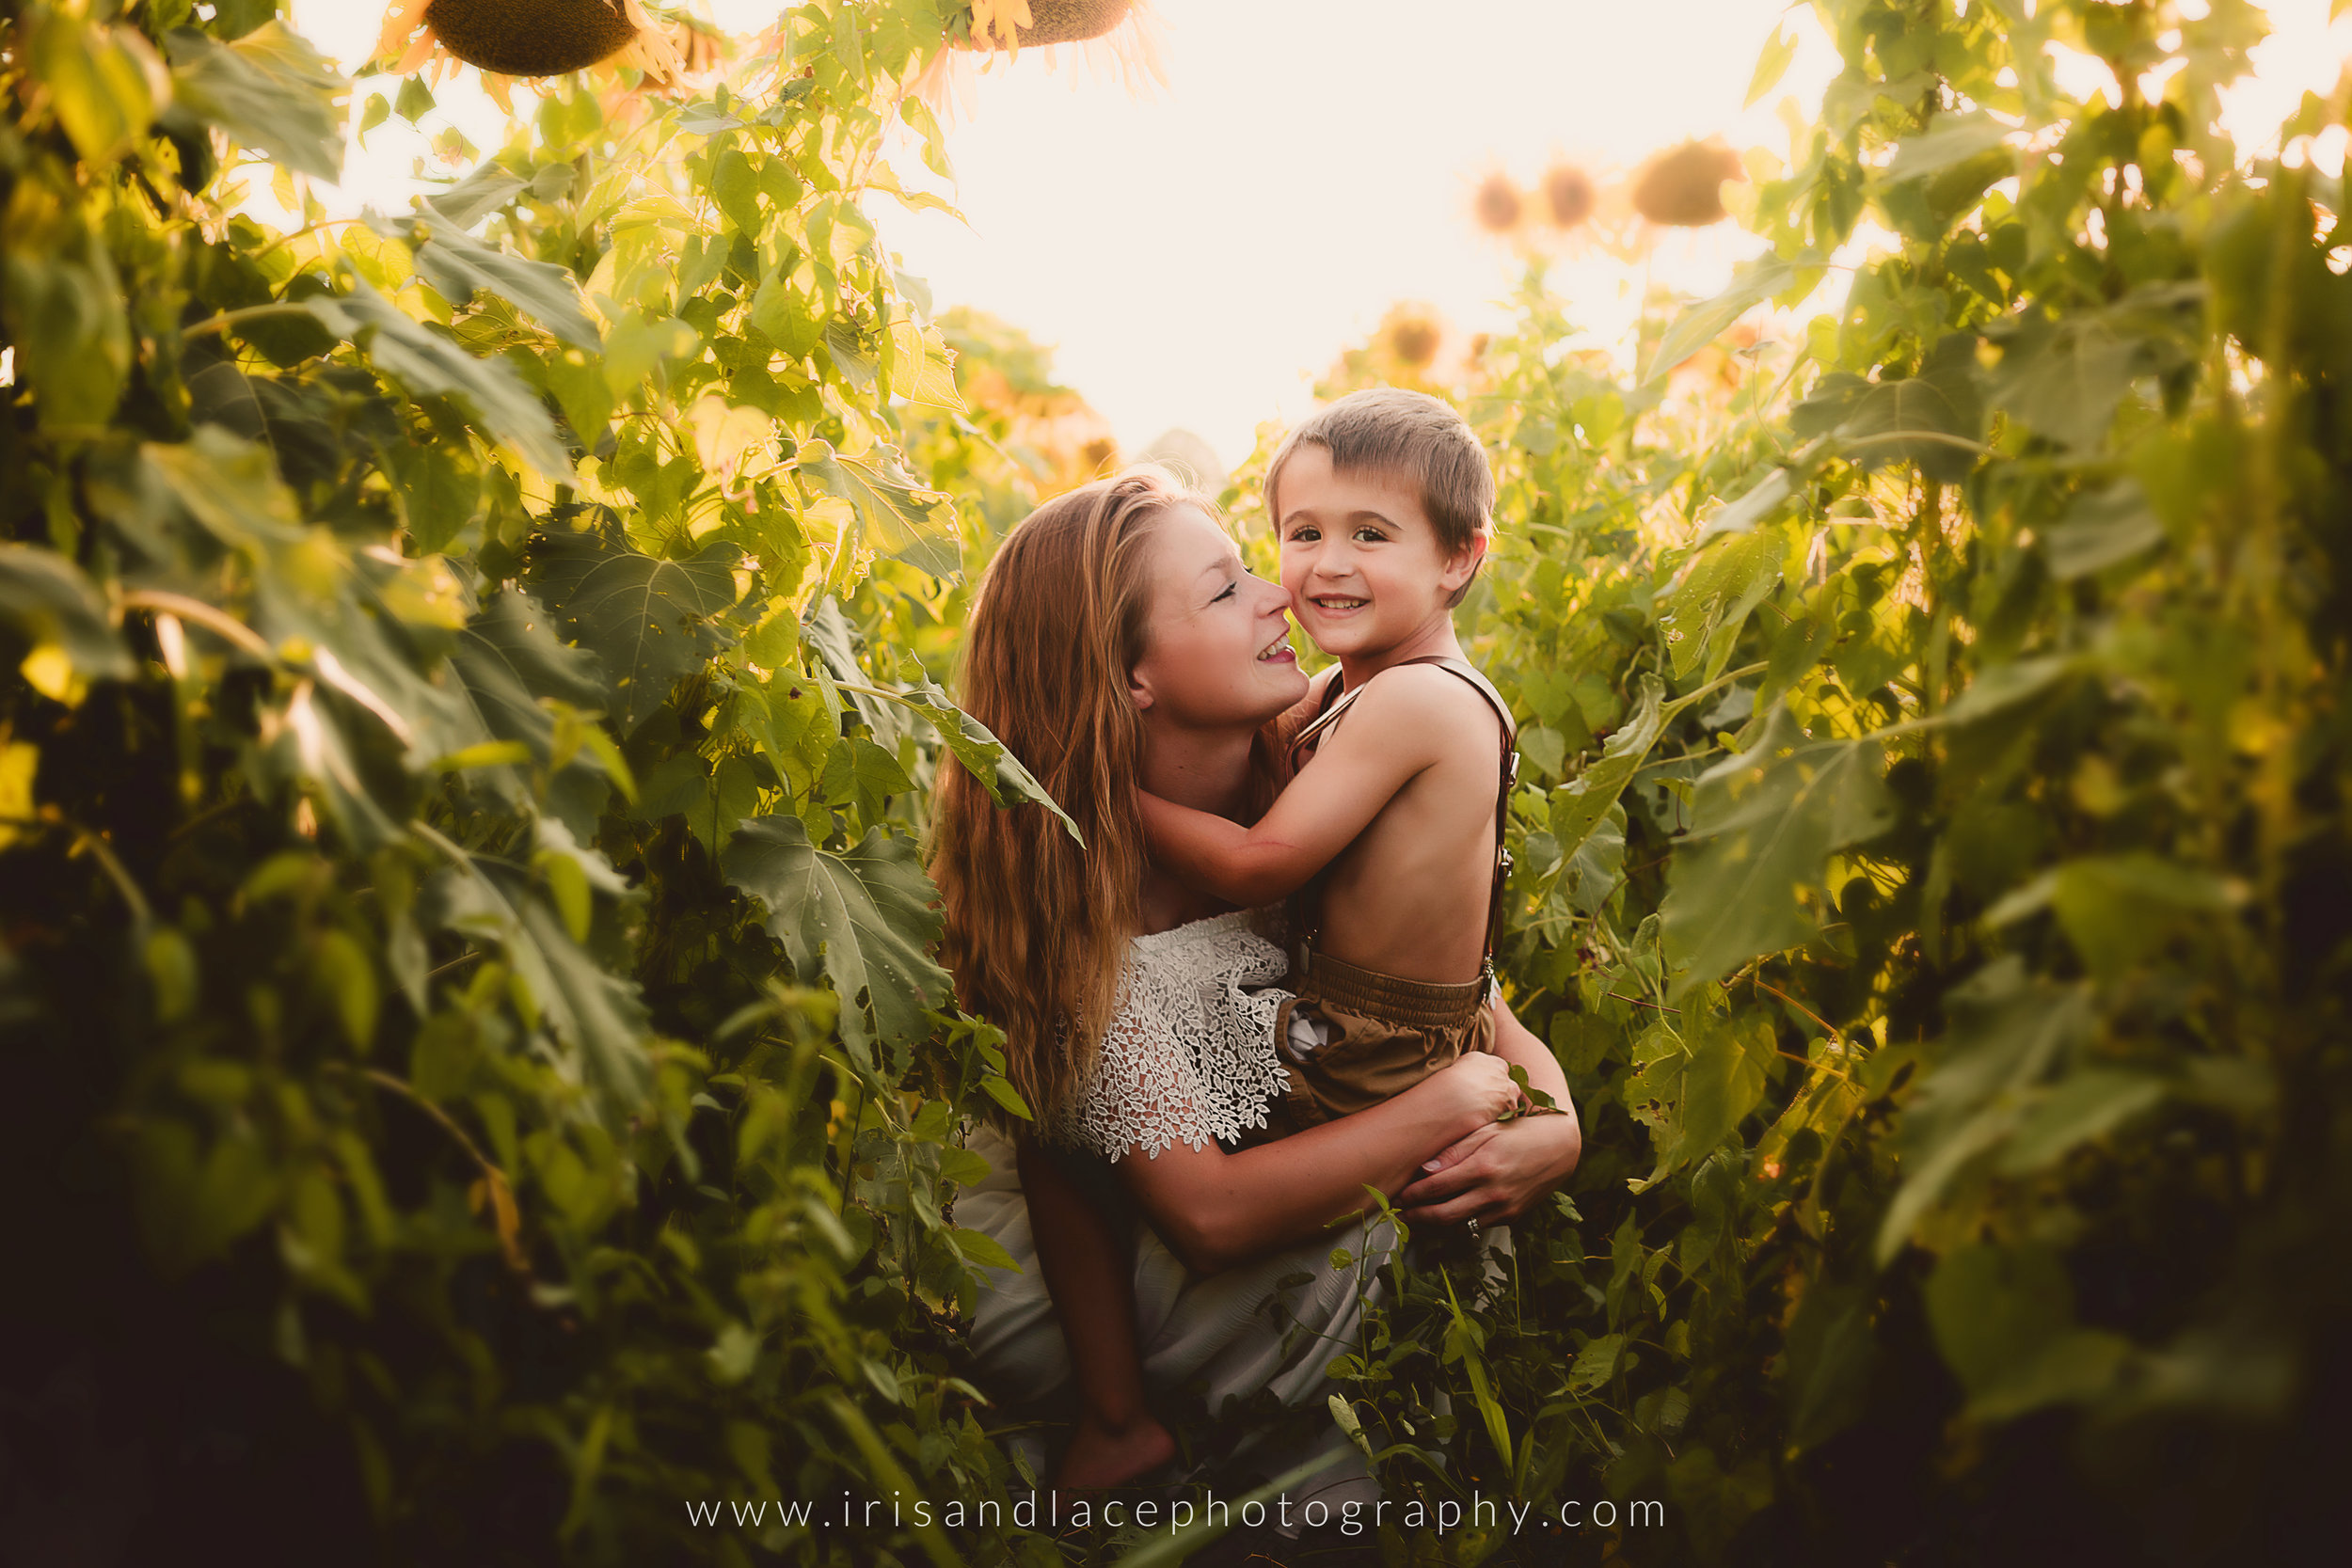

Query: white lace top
[1057,911,1295,1162]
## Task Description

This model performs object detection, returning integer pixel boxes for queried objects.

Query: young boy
[1038,388,1536,1489]
[1144,387,1519,1135]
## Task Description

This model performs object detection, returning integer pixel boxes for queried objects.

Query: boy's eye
[1354,526,1386,544]
[1287,525,1321,543]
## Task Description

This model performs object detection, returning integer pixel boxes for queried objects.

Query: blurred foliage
[0,1,1068,1562]
[1236,1,2350,1561]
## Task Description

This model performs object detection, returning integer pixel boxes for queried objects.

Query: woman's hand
[1396,1110,1582,1227]
[1429,1049,1519,1131]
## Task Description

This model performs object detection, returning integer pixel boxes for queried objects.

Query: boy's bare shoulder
[1347,660,1508,746]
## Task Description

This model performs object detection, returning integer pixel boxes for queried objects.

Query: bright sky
[294,2,2348,471]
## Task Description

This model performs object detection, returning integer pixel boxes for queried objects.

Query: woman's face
[1127,504,1307,729]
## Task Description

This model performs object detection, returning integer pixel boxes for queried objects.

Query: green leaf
[1746,24,1799,107]
[1882,115,2009,183]
[1568,1332,1626,1392]
[949,1226,1020,1273]
[721,816,952,1070]
[425,852,652,1105]
[1644,254,1802,387]
[411,223,599,350]
[1550,673,1669,861]
[32,12,157,166]
[886,678,1083,844]
[800,446,961,579]
[1625,1011,1772,1186]
[1661,705,1893,995]
[0,546,135,683]
[451,590,612,763]
[1660,528,1782,682]
[166,21,345,182]
[978,1075,1033,1120]
[1995,1069,2169,1175]
[1875,958,2093,1262]
[1836,333,1984,482]
[1924,1243,2075,1397]
[527,527,742,736]
[1697,467,1794,543]
[1,220,131,430]
[2045,479,2164,578]
[308,277,570,478]
[424,163,529,228]
[599,313,702,399]
[1994,309,2145,451]
[711,148,762,234]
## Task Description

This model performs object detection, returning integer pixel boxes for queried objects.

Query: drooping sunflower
[373,1,687,109]
[917,0,1167,112]
[1629,138,1748,228]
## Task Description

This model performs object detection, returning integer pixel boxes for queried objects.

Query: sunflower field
[1,2,2345,1565]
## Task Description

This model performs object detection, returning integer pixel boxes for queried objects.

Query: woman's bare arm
[1398,998,1582,1225]
[1114,1052,1518,1275]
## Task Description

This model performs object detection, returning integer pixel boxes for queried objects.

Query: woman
[931,467,1581,1489]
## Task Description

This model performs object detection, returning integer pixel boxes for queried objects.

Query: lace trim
[1060,911,1294,1162]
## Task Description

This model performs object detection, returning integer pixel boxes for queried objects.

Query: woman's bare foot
[1055,1413,1176,1489]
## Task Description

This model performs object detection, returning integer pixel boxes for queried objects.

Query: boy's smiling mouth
[1308,594,1369,614]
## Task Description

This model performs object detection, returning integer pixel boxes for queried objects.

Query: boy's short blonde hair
[1263,388,1496,568]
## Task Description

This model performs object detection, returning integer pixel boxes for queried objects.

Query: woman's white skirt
[957,1123,1395,1504]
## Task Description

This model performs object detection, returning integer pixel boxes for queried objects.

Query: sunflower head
[959,0,1136,50]
[374,1,686,109]
[1541,162,1596,230]
[1381,304,1443,372]
[1630,139,1747,228]
[1472,171,1526,236]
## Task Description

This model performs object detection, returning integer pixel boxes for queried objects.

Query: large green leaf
[1874,958,2093,1261]
[1661,704,1893,995]
[1643,253,1804,387]
[1549,673,1670,863]
[411,218,600,351]
[1836,333,1984,481]
[1625,1008,1773,1189]
[165,21,345,182]
[0,218,130,430]
[721,816,951,1071]
[426,853,652,1105]
[0,546,134,682]
[306,277,571,478]
[800,445,961,578]
[1659,528,1782,682]
[887,677,1083,844]
[528,529,742,736]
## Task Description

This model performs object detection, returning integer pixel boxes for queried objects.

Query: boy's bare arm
[1139,667,1467,906]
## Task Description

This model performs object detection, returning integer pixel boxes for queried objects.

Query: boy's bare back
[1281,661,1510,984]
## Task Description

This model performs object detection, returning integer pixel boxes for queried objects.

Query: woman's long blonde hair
[932,467,1254,1129]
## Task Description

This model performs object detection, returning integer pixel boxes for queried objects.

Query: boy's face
[1275,446,1484,663]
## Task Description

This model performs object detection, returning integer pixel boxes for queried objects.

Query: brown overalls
[1254,657,1520,1140]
